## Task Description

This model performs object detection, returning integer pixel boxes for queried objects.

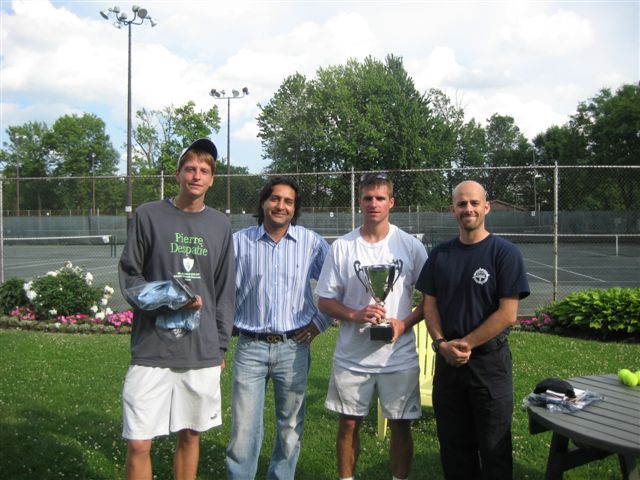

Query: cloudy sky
[1,0,638,173]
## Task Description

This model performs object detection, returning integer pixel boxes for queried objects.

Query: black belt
[473,333,508,354]
[237,327,305,344]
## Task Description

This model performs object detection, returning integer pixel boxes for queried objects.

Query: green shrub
[542,287,640,339]
[0,277,28,314]
[78,324,92,334]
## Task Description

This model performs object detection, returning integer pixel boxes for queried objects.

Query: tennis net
[3,235,117,261]
[495,233,640,257]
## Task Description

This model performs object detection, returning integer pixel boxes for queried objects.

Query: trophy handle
[387,259,403,294]
[353,261,370,296]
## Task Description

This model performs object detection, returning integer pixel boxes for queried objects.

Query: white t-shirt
[316,224,428,373]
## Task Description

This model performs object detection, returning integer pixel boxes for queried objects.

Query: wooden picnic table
[527,374,640,479]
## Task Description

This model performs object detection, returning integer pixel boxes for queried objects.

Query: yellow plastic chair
[376,321,436,440]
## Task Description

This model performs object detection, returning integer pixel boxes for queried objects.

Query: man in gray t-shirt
[118,138,235,480]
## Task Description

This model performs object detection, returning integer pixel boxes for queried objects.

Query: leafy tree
[132,101,221,175]
[130,101,222,210]
[0,122,52,213]
[482,114,530,206]
[45,114,120,212]
[258,55,437,207]
[257,73,315,176]
[426,88,472,207]
[533,124,590,210]
[574,84,640,210]
[534,84,640,212]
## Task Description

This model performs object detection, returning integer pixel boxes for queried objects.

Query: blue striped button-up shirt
[233,223,331,333]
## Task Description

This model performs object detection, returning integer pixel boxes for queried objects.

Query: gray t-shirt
[119,199,235,368]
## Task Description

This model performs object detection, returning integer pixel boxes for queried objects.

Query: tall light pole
[209,87,249,215]
[100,5,157,225]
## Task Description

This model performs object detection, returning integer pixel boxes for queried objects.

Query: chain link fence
[2,165,639,315]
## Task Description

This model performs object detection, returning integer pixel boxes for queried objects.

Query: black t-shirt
[416,234,530,339]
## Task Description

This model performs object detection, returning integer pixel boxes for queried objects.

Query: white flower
[103,285,115,296]
[105,307,113,315]
[101,298,108,306]
[84,272,94,285]
[26,289,37,301]
[46,271,58,277]
[90,305,98,313]
[49,309,57,316]
[23,281,33,292]
[95,311,105,320]
[64,261,73,268]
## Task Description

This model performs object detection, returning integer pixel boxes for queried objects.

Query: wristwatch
[431,338,446,353]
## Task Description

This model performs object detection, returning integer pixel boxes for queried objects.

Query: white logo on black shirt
[183,257,194,272]
[472,268,490,285]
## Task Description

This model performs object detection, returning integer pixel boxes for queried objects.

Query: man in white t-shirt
[316,172,428,480]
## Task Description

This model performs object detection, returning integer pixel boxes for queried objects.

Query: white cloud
[408,47,464,90]
[463,92,569,140]
[597,71,631,90]
[235,118,261,143]
[500,8,594,55]
[409,47,515,92]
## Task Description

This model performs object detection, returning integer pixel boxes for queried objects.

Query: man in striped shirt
[225,177,331,479]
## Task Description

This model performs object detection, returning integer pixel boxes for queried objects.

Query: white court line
[572,249,610,258]
[524,257,606,283]
[4,258,108,272]
[527,272,551,283]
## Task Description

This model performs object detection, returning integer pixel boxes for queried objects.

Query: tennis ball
[618,369,639,387]
[618,368,632,380]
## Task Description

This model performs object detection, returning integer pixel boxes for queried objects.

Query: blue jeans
[226,335,310,479]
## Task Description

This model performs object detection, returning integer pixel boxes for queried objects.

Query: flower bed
[0,262,133,334]
[516,287,640,342]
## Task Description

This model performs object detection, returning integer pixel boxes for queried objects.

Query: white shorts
[325,364,421,420]
[122,364,222,440]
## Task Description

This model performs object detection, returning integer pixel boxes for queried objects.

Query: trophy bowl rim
[362,263,398,270]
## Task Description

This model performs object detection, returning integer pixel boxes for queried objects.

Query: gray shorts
[325,364,421,419]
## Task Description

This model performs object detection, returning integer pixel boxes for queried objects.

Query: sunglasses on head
[360,172,388,182]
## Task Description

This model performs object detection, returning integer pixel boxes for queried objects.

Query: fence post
[351,167,355,231]
[160,171,165,200]
[553,162,559,301]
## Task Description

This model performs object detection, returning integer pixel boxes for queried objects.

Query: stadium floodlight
[99,4,157,226]
[208,87,250,215]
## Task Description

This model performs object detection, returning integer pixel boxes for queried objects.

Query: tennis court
[515,238,640,314]
[3,234,639,316]
[3,239,128,310]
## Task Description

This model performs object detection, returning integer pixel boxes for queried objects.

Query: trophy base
[370,324,393,342]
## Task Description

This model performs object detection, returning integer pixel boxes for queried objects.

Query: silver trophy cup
[354,259,403,341]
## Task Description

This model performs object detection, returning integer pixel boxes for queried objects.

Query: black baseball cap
[180,138,218,161]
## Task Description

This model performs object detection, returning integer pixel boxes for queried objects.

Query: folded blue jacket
[126,280,200,333]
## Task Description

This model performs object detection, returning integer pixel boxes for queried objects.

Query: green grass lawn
[1,328,638,479]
